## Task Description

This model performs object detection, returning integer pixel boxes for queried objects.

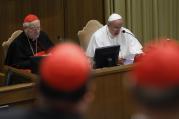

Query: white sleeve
[123,33,143,64]
[128,36,143,55]
[86,35,98,58]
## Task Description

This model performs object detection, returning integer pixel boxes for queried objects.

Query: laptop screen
[94,45,120,68]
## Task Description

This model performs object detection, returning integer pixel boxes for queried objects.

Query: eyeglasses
[29,26,40,30]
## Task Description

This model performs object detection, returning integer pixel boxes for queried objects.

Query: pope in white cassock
[86,13,143,65]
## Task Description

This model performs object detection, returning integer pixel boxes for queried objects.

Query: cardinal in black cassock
[5,14,54,69]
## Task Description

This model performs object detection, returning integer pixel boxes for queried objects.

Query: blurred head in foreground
[38,42,94,115]
[131,39,179,119]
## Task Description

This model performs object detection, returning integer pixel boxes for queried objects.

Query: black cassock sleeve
[5,39,32,69]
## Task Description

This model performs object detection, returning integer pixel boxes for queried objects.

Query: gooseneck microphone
[122,30,135,37]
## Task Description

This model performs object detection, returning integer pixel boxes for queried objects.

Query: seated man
[5,14,54,69]
[86,13,143,65]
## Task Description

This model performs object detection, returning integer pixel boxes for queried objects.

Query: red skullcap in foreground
[133,39,179,89]
[40,43,91,92]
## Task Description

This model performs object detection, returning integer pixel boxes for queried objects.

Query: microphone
[57,35,64,42]
[122,30,135,37]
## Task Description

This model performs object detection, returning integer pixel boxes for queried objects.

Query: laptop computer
[94,45,120,68]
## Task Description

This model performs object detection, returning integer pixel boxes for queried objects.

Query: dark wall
[0,0,104,43]
[0,0,64,44]
[64,0,105,42]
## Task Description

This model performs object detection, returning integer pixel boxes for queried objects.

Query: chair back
[78,20,103,50]
[2,30,23,59]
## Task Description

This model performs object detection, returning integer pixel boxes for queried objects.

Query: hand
[134,53,144,63]
[118,58,125,65]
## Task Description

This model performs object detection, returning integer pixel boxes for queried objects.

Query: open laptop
[94,45,120,68]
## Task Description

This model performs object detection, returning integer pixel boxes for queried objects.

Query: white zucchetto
[108,13,122,22]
